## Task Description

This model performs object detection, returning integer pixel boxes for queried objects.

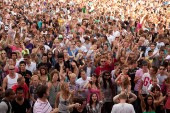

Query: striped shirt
[33,98,52,113]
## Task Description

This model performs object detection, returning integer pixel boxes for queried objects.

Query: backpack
[0,99,10,113]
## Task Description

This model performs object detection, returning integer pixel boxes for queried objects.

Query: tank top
[58,94,71,113]
[49,83,60,108]
[7,73,19,89]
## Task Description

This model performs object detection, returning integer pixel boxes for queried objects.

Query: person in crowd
[84,73,100,103]
[37,53,52,71]
[12,77,29,99]
[139,66,158,96]
[111,92,135,113]
[18,61,32,86]
[2,65,22,92]
[22,54,36,73]
[151,86,166,113]
[11,87,31,113]
[29,75,40,108]
[113,89,137,104]
[148,77,161,95]
[139,94,156,113]
[48,69,60,108]
[39,66,50,84]
[55,82,81,113]
[95,56,111,77]
[157,65,168,88]
[86,93,103,113]
[115,65,131,93]
[33,85,58,113]
[68,73,80,97]
[71,97,87,113]
[0,89,15,113]
[83,58,96,77]
[76,69,91,98]
[100,71,115,113]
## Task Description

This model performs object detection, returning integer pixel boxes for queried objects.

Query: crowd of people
[0,0,169,113]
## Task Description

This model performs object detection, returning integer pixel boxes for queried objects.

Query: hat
[58,34,63,39]
[24,37,31,42]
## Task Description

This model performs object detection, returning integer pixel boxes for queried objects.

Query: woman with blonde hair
[55,82,81,113]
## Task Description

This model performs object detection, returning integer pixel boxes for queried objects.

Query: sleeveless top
[49,83,60,108]
[7,73,19,89]
[58,94,71,113]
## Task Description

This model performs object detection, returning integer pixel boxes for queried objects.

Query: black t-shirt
[18,70,32,86]
[12,99,31,113]
[71,107,87,113]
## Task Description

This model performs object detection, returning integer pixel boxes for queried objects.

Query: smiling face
[91,93,98,102]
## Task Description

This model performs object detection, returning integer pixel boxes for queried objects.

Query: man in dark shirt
[37,53,52,71]
[71,98,87,113]
[18,61,32,86]
[12,87,31,113]
[55,53,70,71]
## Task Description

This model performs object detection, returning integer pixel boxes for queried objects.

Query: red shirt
[12,83,29,98]
[95,64,111,77]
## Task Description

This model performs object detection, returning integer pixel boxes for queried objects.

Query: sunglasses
[105,74,110,76]
[1,53,6,54]
[9,68,14,70]
[101,61,106,62]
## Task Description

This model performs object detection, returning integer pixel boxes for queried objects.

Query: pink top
[134,69,144,91]
[136,23,142,31]
[11,45,22,52]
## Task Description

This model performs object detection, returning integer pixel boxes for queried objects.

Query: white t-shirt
[111,103,135,113]
[156,42,165,49]
[142,73,159,94]
[107,35,115,44]
[141,73,152,94]
[157,74,167,86]
[76,77,91,88]
[76,46,87,53]
[26,62,36,73]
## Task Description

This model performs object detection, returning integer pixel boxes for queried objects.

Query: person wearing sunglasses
[2,65,22,92]
[100,71,115,113]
